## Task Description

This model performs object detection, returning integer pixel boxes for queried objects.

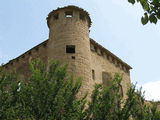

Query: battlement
[2,40,48,70]
[90,39,132,74]
[47,5,92,28]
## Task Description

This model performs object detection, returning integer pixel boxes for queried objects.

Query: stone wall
[2,40,48,80]
[90,40,131,99]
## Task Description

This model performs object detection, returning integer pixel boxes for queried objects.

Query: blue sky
[1,0,160,100]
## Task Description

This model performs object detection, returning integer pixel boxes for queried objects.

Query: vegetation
[0,60,86,120]
[0,59,160,120]
[128,0,160,25]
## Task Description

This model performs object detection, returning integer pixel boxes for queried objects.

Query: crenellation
[90,41,131,74]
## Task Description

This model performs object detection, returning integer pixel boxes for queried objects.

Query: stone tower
[47,6,92,97]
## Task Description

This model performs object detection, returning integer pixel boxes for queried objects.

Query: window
[65,11,73,18]
[54,13,59,20]
[92,70,95,80]
[80,13,85,20]
[66,45,75,53]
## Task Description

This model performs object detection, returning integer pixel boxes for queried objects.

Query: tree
[84,73,160,120]
[128,0,160,25]
[0,59,160,120]
[0,59,86,120]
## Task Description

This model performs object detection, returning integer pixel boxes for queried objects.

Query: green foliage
[0,59,86,120]
[128,0,160,25]
[84,74,124,120]
[0,60,160,120]
[84,74,160,120]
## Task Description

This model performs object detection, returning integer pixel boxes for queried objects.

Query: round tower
[47,6,92,97]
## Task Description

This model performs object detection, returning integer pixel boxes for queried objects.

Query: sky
[0,0,160,101]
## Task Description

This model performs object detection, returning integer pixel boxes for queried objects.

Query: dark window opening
[65,11,73,18]
[80,13,85,20]
[92,70,95,80]
[54,13,59,20]
[72,56,75,59]
[66,45,75,53]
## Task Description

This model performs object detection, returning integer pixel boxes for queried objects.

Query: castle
[2,6,132,99]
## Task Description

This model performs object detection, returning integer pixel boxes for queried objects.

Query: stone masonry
[2,6,132,99]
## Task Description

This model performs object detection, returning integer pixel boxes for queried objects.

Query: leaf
[149,14,157,24]
[144,2,150,11]
[141,13,148,25]
[151,0,158,6]
[157,10,160,19]
[128,0,135,4]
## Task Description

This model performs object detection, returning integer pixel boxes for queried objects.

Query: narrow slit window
[92,70,95,80]
[66,45,75,53]
[65,11,73,18]
[54,13,59,20]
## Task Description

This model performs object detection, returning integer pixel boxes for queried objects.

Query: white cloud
[141,81,160,101]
